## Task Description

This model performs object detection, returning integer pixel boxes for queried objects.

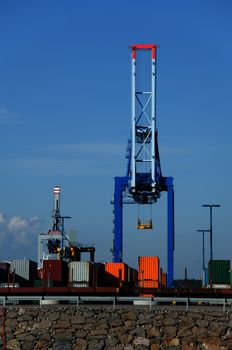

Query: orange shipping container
[138,280,159,288]
[105,262,128,282]
[138,256,159,281]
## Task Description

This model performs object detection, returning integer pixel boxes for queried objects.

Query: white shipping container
[10,259,37,281]
[68,262,93,284]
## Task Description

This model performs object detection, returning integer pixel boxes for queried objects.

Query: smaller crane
[38,186,95,268]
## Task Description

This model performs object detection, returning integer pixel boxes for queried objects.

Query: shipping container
[93,263,106,287]
[37,267,43,279]
[68,261,93,286]
[161,272,167,288]
[105,262,128,282]
[138,256,159,281]
[0,261,10,284]
[208,260,230,284]
[128,267,138,288]
[43,260,68,284]
[138,280,159,288]
[10,259,37,286]
[34,279,54,287]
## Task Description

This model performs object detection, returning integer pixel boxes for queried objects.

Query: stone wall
[1,306,232,350]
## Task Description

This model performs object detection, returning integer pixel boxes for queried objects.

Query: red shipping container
[37,268,43,279]
[43,260,68,282]
[138,280,159,288]
[105,262,128,282]
[138,256,159,281]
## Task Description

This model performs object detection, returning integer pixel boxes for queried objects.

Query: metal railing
[0,296,232,311]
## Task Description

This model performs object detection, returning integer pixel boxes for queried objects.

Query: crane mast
[130,44,159,204]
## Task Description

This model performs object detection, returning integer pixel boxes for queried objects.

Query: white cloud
[0,213,6,225]
[0,213,44,260]
[7,216,28,231]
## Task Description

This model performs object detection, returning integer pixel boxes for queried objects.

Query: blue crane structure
[112,44,175,288]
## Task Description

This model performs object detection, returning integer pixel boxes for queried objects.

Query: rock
[54,320,71,329]
[21,342,35,350]
[150,345,159,350]
[201,342,227,350]
[109,319,124,327]
[49,312,60,321]
[130,327,146,337]
[163,318,179,326]
[73,338,88,350]
[133,337,150,347]
[118,333,133,344]
[6,339,21,350]
[18,308,26,316]
[122,312,137,321]
[107,347,123,350]
[196,319,209,328]
[7,312,18,319]
[162,326,177,337]
[147,326,161,338]
[71,316,86,324]
[105,336,119,347]
[208,322,228,337]
[164,338,180,346]
[37,320,52,329]
[5,319,18,328]
[53,340,72,350]
[89,328,108,336]
[177,326,192,337]
[74,330,88,338]
[53,330,73,341]
[34,341,52,350]
[87,339,105,350]
[137,317,152,325]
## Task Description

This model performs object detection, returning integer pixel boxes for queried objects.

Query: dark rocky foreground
[2,306,232,349]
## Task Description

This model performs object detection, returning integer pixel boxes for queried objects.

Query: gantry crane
[112,44,175,288]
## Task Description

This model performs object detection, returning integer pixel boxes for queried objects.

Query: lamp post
[197,229,210,286]
[202,204,220,261]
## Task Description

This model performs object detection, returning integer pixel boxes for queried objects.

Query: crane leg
[113,176,129,262]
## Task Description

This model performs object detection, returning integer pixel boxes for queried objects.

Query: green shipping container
[208,260,230,284]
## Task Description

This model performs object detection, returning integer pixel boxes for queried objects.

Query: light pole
[196,229,210,271]
[202,204,220,261]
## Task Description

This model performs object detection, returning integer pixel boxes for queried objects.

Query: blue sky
[0,0,232,279]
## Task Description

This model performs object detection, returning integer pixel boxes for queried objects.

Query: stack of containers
[43,260,68,286]
[105,262,129,287]
[138,256,160,288]
[0,262,10,284]
[208,260,230,288]
[68,261,93,287]
[10,259,37,287]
